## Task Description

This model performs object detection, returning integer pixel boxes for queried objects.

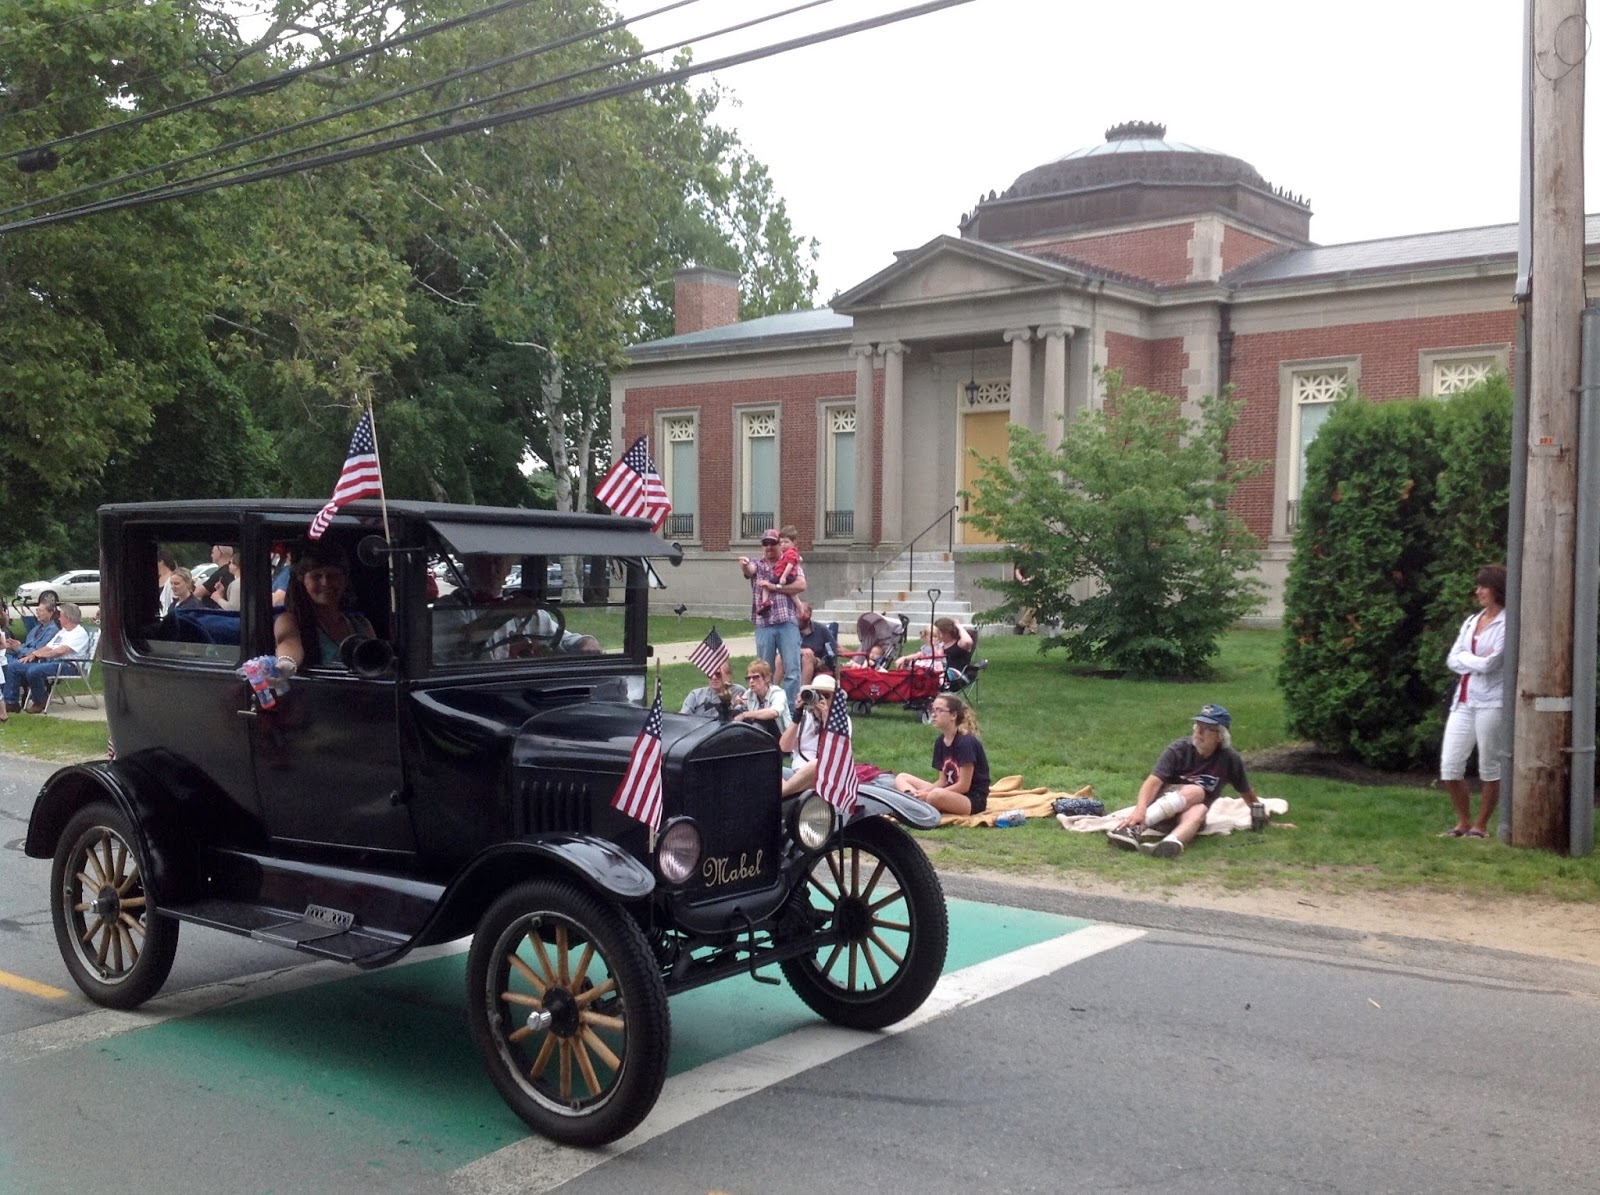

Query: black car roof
[99,499,681,560]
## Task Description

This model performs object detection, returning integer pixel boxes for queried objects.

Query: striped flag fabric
[688,627,729,680]
[310,410,383,540]
[610,676,665,832]
[595,436,672,531]
[815,685,859,817]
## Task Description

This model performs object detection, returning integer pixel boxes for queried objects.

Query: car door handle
[236,706,258,719]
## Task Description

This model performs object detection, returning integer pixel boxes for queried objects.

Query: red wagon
[839,662,944,719]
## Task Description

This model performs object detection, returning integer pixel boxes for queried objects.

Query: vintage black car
[25,500,948,1146]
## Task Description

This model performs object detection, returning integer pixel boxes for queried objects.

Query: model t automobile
[25,500,948,1146]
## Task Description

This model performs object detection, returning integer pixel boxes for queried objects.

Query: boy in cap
[1107,703,1265,858]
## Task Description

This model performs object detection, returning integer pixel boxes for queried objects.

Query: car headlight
[655,817,702,885]
[793,794,837,851]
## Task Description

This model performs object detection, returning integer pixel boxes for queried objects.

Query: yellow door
[961,410,1010,545]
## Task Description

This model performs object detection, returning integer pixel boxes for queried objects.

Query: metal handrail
[867,504,959,609]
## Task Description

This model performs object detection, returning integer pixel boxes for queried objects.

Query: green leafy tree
[964,371,1264,678]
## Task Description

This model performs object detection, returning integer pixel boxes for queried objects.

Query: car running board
[164,897,406,964]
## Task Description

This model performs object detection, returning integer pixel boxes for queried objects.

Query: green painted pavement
[36,899,1092,1176]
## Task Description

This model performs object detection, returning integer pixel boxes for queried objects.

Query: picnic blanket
[938,774,1098,828]
[1059,794,1289,837]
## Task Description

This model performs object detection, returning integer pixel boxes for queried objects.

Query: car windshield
[430,551,637,666]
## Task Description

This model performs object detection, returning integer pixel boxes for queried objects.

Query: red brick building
[616,122,1528,622]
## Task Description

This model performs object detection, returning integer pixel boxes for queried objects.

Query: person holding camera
[680,660,745,721]
[779,674,849,796]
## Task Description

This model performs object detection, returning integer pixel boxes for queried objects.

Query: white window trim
[1274,356,1359,539]
[734,404,780,545]
[1419,345,1510,397]
[655,410,700,544]
[818,400,855,541]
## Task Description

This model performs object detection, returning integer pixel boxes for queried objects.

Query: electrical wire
[0,0,718,219]
[1,0,835,222]
[0,0,541,164]
[0,0,974,235]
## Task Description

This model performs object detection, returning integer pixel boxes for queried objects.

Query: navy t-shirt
[1152,738,1251,802]
[933,731,990,812]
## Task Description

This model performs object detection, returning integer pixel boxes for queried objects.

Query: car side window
[125,526,243,665]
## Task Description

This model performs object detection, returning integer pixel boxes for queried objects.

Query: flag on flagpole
[595,436,672,531]
[310,409,383,540]
[688,627,729,680]
[611,676,665,832]
[815,686,859,817]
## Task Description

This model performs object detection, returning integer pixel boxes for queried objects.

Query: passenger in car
[273,542,375,670]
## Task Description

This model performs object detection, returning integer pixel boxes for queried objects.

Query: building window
[823,404,855,539]
[1287,365,1352,522]
[740,409,777,540]
[963,379,1011,409]
[1421,347,1508,397]
[659,415,697,540]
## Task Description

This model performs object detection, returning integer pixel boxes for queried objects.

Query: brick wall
[1221,226,1284,273]
[1032,222,1195,285]
[673,274,740,335]
[1227,309,1519,540]
[621,369,876,552]
[1105,331,1186,398]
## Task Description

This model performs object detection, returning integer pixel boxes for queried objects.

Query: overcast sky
[619,0,1577,301]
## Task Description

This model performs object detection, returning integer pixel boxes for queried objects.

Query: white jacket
[1446,607,1505,709]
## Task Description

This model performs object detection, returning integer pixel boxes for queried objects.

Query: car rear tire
[466,879,670,1147]
[50,802,179,1009]
[779,815,949,1030]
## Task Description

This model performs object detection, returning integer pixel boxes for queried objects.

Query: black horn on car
[341,635,395,678]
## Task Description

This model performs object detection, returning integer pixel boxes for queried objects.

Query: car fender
[412,835,657,948]
[24,762,183,900]
[852,781,942,829]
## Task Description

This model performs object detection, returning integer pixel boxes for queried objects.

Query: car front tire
[466,879,670,1147]
[50,802,180,1009]
[779,815,949,1030]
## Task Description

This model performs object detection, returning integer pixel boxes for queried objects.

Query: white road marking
[446,923,1144,1195]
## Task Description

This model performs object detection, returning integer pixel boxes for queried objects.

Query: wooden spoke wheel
[466,879,669,1147]
[779,816,948,1030]
[50,803,178,1009]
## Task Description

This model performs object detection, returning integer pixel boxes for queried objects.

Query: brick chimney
[673,266,741,335]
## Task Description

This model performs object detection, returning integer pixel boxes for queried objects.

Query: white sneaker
[1106,826,1142,851]
[1139,837,1183,859]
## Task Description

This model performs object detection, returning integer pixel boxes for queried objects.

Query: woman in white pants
[1440,564,1506,838]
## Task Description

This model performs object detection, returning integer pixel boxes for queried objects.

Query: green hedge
[1279,377,1511,768]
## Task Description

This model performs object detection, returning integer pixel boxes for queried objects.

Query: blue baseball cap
[1194,703,1231,728]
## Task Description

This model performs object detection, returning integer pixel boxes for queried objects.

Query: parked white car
[15,570,100,607]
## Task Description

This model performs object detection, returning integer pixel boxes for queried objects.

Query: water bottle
[1250,801,1268,832]
[993,810,1026,828]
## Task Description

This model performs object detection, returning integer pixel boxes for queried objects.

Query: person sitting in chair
[894,617,973,678]
[4,602,90,714]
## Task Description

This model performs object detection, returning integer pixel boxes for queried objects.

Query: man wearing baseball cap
[737,526,806,709]
[1107,703,1266,858]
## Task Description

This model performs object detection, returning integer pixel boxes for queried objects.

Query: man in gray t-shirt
[1106,703,1265,859]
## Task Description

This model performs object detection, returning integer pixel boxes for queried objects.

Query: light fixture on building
[965,348,980,405]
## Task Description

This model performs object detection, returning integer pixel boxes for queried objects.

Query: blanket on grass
[937,774,1098,828]
[1058,794,1289,837]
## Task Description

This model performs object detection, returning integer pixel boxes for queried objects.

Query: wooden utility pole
[1514,0,1586,849]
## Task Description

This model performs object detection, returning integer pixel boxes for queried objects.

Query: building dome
[962,121,1310,246]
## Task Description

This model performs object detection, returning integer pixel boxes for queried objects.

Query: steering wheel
[472,602,566,658]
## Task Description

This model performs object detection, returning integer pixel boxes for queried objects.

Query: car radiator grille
[676,751,782,905]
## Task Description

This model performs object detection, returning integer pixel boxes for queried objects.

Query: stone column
[880,341,907,545]
[852,344,877,546]
[1040,325,1070,451]
[1004,327,1034,431]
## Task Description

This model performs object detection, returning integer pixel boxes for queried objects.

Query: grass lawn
[10,618,1599,905]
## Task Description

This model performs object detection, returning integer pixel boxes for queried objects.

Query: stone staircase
[812,550,973,637]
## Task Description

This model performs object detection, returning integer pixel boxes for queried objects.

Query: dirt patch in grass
[1243,741,1434,789]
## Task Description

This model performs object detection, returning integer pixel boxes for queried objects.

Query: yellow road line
[0,970,69,999]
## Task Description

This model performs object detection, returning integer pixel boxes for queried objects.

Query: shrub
[1279,396,1446,767]
[964,371,1263,678]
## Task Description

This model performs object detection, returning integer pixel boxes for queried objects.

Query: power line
[0,0,974,236]
[0,0,718,219]
[0,0,540,165]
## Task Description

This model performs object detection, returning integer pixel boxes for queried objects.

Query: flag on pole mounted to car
[611,675,665,833]
[688,627,729,680]
[594,435,671,532]
[310,409,384,540]
[815,686,859,817]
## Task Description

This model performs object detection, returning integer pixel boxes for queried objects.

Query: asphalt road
[5,752,1599,1194]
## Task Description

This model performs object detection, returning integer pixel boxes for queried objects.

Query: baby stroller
[840,654,944,718]
[849,611,907,669]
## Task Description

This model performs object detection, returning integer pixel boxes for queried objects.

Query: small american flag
[310,410,383,540]
[815,686,859,817]
[611,676,665,832]
[688,627,729,680]
[594,436,671,531]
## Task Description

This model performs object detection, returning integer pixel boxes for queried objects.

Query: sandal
[1439,827,1468,838]
[1465,828,1487,839]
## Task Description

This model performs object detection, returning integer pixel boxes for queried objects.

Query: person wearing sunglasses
[733,658,790,739]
